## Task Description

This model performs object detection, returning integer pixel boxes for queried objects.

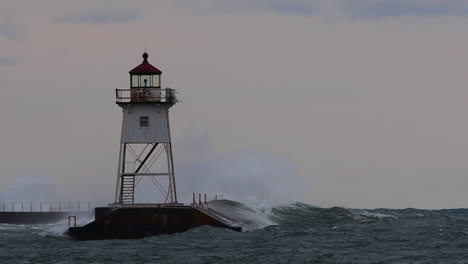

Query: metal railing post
[59,202,61,212]
[68,216,77,227]
[21,202,23,212]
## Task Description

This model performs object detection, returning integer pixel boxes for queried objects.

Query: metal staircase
[120,175,135,204]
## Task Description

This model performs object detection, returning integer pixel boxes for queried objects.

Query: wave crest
[208,200,398,231]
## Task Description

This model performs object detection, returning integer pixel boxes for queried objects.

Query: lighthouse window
[131,75,139,87]
[153,75,160,87]
[140,116,149,127]
[141,75,151,87]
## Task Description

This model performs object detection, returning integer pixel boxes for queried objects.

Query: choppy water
[2,201,468,263]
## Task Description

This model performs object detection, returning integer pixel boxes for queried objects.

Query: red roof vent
[129,52,162,75]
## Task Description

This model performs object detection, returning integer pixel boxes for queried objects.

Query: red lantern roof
[129,52,162,75]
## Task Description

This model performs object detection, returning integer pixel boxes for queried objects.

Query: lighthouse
[115,52,177,205]
[68,52,241,240]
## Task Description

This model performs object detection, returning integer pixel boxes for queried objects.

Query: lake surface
[1,201,468,263]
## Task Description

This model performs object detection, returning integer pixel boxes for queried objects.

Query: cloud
[54,9,141,24]
[0,23,23,41]
[175,0,318,16]
[227,0,317,16]
[177,0,468,18]
[343,0,468,18]
[0,56,21,67]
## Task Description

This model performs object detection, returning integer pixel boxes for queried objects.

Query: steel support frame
[114,142,177,205]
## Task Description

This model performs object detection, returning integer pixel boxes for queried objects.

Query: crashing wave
[207,200,399,231]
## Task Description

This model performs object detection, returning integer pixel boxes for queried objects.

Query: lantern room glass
[153,75,160,87]
[131,75,161,88]
[131,75,139,87]
[141,75,151,87]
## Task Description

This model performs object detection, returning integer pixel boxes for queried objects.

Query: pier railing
[116,88,177,104]
[191,193,223,209]
[0,201,110,213]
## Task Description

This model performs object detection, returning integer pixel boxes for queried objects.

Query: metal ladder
[121,175,135,204]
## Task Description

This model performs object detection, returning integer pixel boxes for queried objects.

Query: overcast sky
[1,0,468,209]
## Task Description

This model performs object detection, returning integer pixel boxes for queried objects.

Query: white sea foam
[351,210,398,220]
[207,200,278,231]
[36,213,95,237]
[0,223,41,230]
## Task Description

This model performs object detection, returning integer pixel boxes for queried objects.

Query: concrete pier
[0,212,82,224]
[68,205,241,240]
[0,202,101,225]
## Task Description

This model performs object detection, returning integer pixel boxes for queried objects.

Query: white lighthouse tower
[68,52,243,240]
[114,52,178,205]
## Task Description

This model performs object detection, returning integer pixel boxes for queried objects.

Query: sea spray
[207,200,277,231]
[206,200,400,231]
[37,212,95,237]
[176,150,307,205]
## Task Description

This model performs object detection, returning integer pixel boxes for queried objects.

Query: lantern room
[129,52,162,88]
[116,52,176,104]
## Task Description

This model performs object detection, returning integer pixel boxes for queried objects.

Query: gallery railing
[116,88,177,104]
